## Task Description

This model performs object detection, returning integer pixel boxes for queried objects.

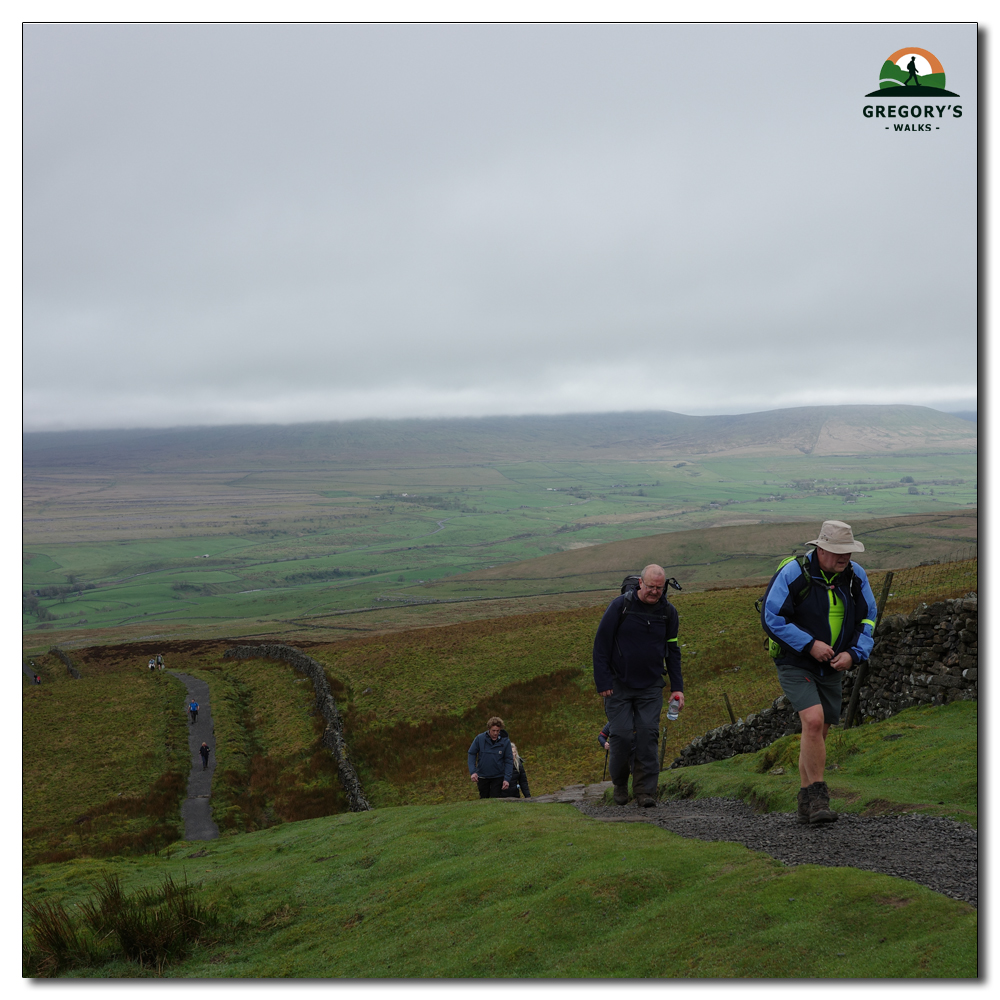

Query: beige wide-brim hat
[806,520,865,553]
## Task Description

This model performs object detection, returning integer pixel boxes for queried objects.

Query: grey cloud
[24,22,977,430]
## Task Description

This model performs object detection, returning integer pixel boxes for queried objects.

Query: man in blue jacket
[762,520,878,825]
[468,716,514,798]
[593,564,683,808]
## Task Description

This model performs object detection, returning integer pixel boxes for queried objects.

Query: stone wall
[842,594,978,721]
[669,594,977,769]
[222,643,371,812]
[49,646,81,679]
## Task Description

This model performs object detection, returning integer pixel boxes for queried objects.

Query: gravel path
[169,672,219,842]
[574,797,978,908]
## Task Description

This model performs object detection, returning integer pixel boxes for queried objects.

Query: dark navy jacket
[762,550,878,676]
[592,592,682,693]
[467,728,514,782]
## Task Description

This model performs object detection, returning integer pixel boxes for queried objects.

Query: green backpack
[755,554,813,658]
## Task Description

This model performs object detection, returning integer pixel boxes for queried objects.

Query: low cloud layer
[24,23,977,431]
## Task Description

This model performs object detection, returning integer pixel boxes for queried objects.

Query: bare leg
[798,705,830,786]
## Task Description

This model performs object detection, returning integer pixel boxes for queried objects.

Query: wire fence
[869,546,978,618]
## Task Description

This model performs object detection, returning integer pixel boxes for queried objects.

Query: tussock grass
[24,874,221,977]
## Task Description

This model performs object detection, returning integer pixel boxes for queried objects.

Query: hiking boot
[797,787,810,825]
[613,785,629,806]
[636,794,656,808]
[807,781,838,824]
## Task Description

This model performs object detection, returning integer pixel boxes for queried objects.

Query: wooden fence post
[844,570,894,729]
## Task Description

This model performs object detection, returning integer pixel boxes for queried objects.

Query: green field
[23,408,976,648]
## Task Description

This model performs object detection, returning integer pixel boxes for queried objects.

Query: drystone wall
[670,594,977,769]
[49,646,81,679]
[222,643,371,812]
[841,594,978,721]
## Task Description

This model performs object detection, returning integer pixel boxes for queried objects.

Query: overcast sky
[22,22,978,432]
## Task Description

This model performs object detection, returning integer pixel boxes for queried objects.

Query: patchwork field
[23,407,976,650]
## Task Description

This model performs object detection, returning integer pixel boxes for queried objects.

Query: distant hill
[22,405,976,472]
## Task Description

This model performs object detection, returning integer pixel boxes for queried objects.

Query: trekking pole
[844,570,894,729]
[602,750,608,781]
[659,725,668,771]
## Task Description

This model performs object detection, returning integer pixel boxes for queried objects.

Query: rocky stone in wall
[670,593,977,769]
[842,594,977,722]
[669,695,802,768]
[223,643,371,812]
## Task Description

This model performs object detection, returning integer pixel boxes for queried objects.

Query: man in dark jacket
[593,564,683,808]
[762,520,877,825]
[468,716,514,798]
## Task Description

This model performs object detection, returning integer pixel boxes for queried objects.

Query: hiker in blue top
[468,716,514,798]
[593,564,683,808]
[762,520,877,826]
[189,700,199,724]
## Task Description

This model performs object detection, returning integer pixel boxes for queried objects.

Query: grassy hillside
[22,565,978,977]
[22,655,189,865]
[23,792,976,978]
[24,555,977,842]
[658,701,978,828]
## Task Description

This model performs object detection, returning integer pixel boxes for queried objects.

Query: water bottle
[666,694,681,721]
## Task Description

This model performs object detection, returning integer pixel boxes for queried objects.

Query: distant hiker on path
[761,520,877,825]
[468,716,513,798]
[904,55,920,86]
[189,700,199,724]
[500,743,531,798]
[148,658,156,672]
[33,673,41,685]
[156,654,164,671]
[199,742,210,770]
[593,564,683,808]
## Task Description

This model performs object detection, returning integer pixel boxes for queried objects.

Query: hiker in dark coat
[500,743,531,798]
[468,716,514,798]
[593,564,683,808]
[199,742,210,770]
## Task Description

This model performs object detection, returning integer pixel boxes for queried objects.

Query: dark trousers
[604,682,664,797]
[477,776,505,798]
[190,710,198,723]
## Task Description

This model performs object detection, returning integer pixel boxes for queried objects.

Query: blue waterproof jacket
[762,550,878,675]
[592,592,681,693]
[467,728,514,782]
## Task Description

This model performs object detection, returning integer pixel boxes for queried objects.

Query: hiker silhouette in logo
[904,55,920,86]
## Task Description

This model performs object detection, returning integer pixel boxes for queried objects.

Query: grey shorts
[775,664,843,725]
